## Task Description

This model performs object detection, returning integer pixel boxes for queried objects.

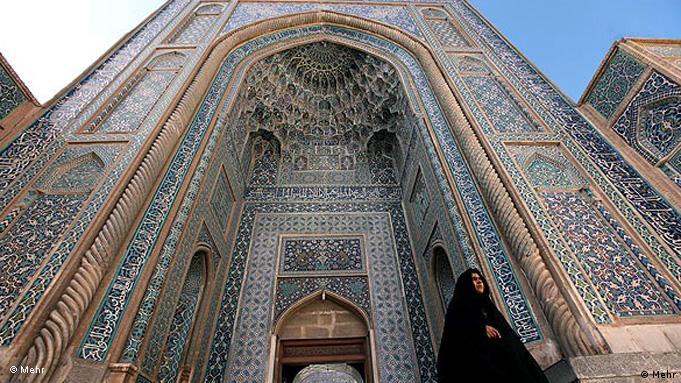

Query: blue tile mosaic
[409,168,430,227]
[0,0,205,345]
[0,63,27,120]
[433,247,455,309]
[221,3,422,38]
[541,191,676,317]
[450,54,490,74]
[205,206,431,383]
[281,236,364,273]
[210,167,232,231]
[426,19,470,49]
[274,276,371,321]
[0,0,190,195]
[612,71,681,169]
[81,25,540,377]
[97,71,176,133]
[157,254,205,383]
[463,76,542,133]
[148,51,188,70]
[586,49,646,119]
[0,194,85,323]
[170,14,218,45]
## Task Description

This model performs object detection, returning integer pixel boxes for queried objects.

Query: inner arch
[228,41,417,187]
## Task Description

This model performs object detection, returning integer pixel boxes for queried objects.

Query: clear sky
[1,1,680,104]
[468,0,681,101]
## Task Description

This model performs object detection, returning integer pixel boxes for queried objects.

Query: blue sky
[1,1,680,103]
[468,0,681,101]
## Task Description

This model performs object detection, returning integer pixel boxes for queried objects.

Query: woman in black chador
[437,268,549,382]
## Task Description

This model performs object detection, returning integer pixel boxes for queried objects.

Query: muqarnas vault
[0,1,680,382]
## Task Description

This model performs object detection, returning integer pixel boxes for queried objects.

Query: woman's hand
[485,325,501,339]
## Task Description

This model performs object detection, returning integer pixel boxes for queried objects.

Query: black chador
[437,268,549,383]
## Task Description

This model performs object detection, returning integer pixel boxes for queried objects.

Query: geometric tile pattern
[231,42,410,187]
[450,54,490,73]
[409,169,430,227]
[170,15,218,45]
[463,76,541,133]
[541,191,676,317]
[197,224,220,272]
[206,208,429,383]
[46,155,105,193]
[135,224,217,375]
[97,71,176,133]
[592,197,681,312]
[413,4,621,328]
[281,236,364,274]
[75,4,233,364]
[148,51,188,70]
[129,195,223,375]
[0,141,123,344]
[0,63,27,120]
[79,53,228,359]
[433,248,455,309]
[196,4,224,16]
[274,276,370,321]
[157,254,205,383]
[427,19,470,49]
[420,7,448,19]
[222,3,422,38]
[507,144,585,190]
[34,144,122,191]
[2,0,235,350]
[210,168,232,231]
[613,71,681,167]
[247,136,279,186]
[586,49,646,119]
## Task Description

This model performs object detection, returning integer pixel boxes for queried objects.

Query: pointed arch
[157,250,210,383]
[195,3,224,16]
[147,51,187,70]
[431,245,455,311]
[274,290,371,337]
[14,10,599,383]
[523,150,583,190]
[421,7,449,20]
[44,151,106,194]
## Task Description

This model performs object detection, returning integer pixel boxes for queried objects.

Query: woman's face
[471,272,485,295]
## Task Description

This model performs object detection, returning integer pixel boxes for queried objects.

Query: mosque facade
[0,1,679,382]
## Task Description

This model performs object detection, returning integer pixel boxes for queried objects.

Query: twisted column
[421,60,608,357]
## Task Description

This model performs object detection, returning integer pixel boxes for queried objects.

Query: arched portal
[65,13,563,383]
[274,293,373,383]
[199,38,445,383]
[171,26,546,382]
[432,246,455,311]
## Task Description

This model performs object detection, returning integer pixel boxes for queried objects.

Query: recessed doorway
[274,295,374,383]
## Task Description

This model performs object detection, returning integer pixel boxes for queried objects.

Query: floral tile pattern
[586,49,646,119]
[281,236,364,273]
